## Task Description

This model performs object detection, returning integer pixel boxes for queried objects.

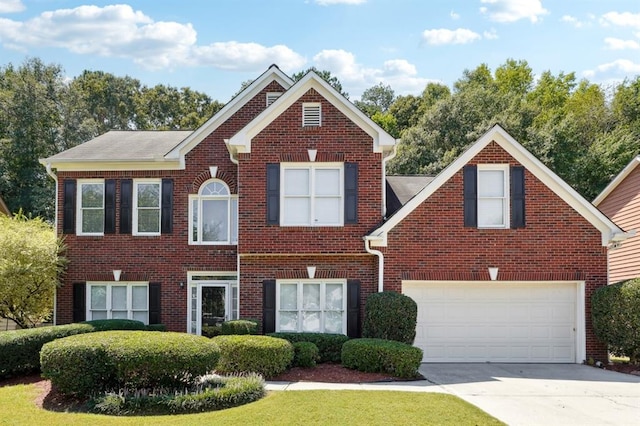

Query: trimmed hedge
[91,373,265,415]
[292,342,320,368]
[213,335,293,378]
[41,331,220,395]
[267,332,349,363]
[592,279,640,363]
[341,338,423,379]
[0,319,149,380]
[145,324,167,332]
[220,320,258,335]
[363,291,417,345]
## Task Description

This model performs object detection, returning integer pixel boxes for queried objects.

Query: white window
[266,92,282,106]
[189,179,238,245]
[281,163,343,226]
[478,165,509,228]
[77,180,104,235]
[133,180,161,235]
[277,280,346,334]
[302,102,321,127]
[87,283,149,324]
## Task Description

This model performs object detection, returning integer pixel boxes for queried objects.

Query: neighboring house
[0,195,9,216]
[40,66,626,364]
[593,156,640,283]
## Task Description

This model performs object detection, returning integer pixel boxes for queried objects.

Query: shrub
[267,332,349,363]
[81,319,147,331]
[91,373,265,415]
[41,331,220,395]
[341,338,423,379]
[213,335,293,378]
[363,291,417,344]
[220,319,258,335]
[202,325,222,338]
[292,342,320,368]
[592,279,640,363]
[145,324,167,332]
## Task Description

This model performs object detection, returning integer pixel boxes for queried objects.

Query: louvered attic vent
[266,92,282,106]
[303,103,321,127]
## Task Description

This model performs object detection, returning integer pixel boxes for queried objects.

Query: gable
[368,124,625,247]
[593,156,640,208]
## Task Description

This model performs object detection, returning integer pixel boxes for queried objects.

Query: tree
[355,83,395,117]
[292,67,349,98]
[0,213,67,328]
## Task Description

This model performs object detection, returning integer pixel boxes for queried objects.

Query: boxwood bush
[341,338,423,379]
[220,319,258,335]
[363,291,417,345]
[41,331,220,395]
[292,342,320,368]
[81,319,147,331]
[267,332,349,363]
[592,279,640,363]
[213,335,293,378]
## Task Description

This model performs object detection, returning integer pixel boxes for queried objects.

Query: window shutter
[72,282,86,322]
[149,282,161,325]
[62,179,76,234]
[161,178,173,234]
[346,280,361,338]
[120,179,132,234]
[463,165,477,227]
[511,166,526,229]
[104,179,116,234]
[263,279,276,334]
[344,163,358,224]
[266,164,280,225]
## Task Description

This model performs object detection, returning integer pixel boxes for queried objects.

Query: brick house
[41,66,625,363]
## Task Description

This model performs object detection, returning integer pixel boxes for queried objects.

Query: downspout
[364,237,384,293]
[227,143,241,319]
[381,141,399,218]
[44,162,58,325]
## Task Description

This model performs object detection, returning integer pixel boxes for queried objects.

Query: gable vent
[303,103,321,127]
[266,92,282,107]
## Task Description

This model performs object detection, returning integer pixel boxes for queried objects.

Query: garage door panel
[403,281,577,363]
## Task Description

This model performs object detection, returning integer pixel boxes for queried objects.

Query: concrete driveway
[420,363,640,426]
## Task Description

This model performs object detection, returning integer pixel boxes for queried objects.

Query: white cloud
[192,42,306,72]
[600,11,640,29]
[480,0,548,23]
[314,0,366,5]
[584,59,640,78]
[561,15,590,28]
[0,0,24,14]
[450,11,460,20]
[604,37,640,50]
[422,28,481,45]
[483,29,499,39]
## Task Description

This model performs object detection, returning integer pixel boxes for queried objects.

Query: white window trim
[133,179,161,236]
[477,164,510,229]
[280,162,344,227]
[266,92,282,106]
[188,179,238,245]
[76,179,105,236]
[86,282,149,324]
[302,102,321,127]
[276,279,347,334]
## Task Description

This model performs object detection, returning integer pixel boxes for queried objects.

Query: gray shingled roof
[386,175,434,216]
[43,131,192,162]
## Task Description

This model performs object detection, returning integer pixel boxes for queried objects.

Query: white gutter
[381,142,399,218]
[43,161,58,325]
[225,138,241,318]
[364,236,384,292]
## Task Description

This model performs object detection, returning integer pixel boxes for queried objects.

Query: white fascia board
[369,124,623,247]
[44,159,183,172]
[165,66,294,160]
[228,72,397,154]
[593,156,640,206]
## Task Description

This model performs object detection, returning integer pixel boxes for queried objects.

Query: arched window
[189,179,238,245]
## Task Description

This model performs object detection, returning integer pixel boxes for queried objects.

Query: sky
[0,0,639,102]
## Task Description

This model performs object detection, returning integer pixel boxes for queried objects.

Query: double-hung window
[477,165,509,228]
[87,283,149,324]
[77,180,104,235]
[281,164,343,226]
[133,180,161,235]
[189,179,238,244]
[277,280,346,334]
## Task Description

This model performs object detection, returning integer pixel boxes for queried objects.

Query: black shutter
[72,282,86,322]
[344,162,358,224]
[120,179,132,234]
[161,178,173,234]
[346,280,361,338]
[266,164,279,225]
[149,282,161,325]
[511,166,526,229]
[63,179,76,234]
[463,165,477,227]
[263,279,276,334]
[104,179,116,234]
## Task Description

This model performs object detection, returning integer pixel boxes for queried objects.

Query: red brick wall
[382,141,609,361]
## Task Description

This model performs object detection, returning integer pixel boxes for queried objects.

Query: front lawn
[1,382,503,425]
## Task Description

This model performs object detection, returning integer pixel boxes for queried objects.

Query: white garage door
[403,281,579,363]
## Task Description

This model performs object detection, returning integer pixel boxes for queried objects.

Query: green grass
[0,383,504,425]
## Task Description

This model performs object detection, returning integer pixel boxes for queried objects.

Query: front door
[201,285,227,329]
